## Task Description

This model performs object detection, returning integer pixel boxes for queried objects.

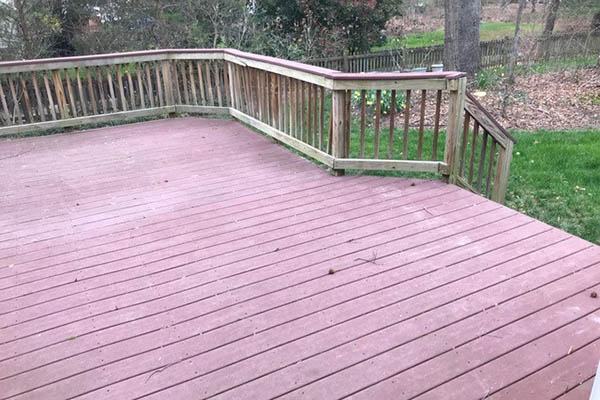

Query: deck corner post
[330,89,347,176]
[491,140,514,203]
[443,76,467,184]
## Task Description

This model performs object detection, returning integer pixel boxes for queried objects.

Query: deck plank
[1,118,599,400]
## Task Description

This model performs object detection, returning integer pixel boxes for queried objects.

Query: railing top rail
[0,48,466,81]
[465,91,516,147]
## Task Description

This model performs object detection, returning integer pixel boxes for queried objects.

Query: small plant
[476,68,501,89]
[351,89,406,116]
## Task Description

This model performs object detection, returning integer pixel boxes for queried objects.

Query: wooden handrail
[464,91,515,148]
[0,48,465,81]
[0,49,512,204]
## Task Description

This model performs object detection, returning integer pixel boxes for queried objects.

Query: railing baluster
[417,89,426,160]
[196,61,205,106]
[187,61,197,106]
[0,79,9,125]
[215,63,223,107]
[431,89,442,160]
[106,66,117,112]
[95,67,106,114]
[468,121,480,183]
[402,89,411,159]
[374,89,382,159]
[19,74,34,122]
[116,67,127,111]
[126,68,135,109]
[31,72,46,122]
[75,68,87,117]
[459,112,471,176]
[136,64,145,109]
[223,62,231,108]
[476,130,489,192]
[145,64,154,108]
[312,84,318,148]
[205,62,214,106]
[319,86,325,151]
[179,62,189,105]
[388,89,396,159]
[485,139,497,197]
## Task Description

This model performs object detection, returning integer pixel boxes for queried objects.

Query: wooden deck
[1,118,599,400]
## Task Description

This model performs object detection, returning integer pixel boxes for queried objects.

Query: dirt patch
[475,67,600,131]
[366,68,600,133]
[386,4,593,36]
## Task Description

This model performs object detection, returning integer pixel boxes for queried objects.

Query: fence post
[342,51,349,72]
[331,89,347,176]
[443,76,467,184]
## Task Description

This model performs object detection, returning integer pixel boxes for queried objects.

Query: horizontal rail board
[464,93,515,148]
[229,107,335,168]
[332,78,447,91]
[174,105,230,115]
[0,106,176,136]
[334,158,445,173]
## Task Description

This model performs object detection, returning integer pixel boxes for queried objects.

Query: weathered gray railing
[305,38,511,72]
[0,49,514,203]
[305,32,600,73]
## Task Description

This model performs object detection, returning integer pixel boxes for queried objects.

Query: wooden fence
[0,49,515,203]
[306,32,599,72]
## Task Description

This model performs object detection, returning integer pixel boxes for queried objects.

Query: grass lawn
[294,90,599,245]
[345,125,600,245]
[373,21,540,50]
[506,129,600,245]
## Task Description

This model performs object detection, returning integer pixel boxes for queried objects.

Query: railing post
[331,89,347,176]
[491,140,514,203]
[443,76,467,184]
[161,60,174,107]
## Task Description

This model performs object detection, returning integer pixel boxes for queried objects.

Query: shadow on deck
[0,118,599,400]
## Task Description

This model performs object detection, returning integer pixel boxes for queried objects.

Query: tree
[543,0,561,35]
[443,0,481,73]
[254,0,402,59]
[0,0,60,60]
[507,0,526,85]
[537,0,560,59]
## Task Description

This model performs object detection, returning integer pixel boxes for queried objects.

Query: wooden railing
[305,38,511,72]
[0,49,514,203]
[453,92,516,203]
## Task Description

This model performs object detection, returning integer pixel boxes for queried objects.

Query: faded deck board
[0,118,599,400]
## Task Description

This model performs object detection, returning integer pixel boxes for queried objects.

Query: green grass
[373,21,539,50]
[346,124,600,245]
[506,129,600,245]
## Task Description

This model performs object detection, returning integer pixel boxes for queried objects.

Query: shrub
[351,89,406,116]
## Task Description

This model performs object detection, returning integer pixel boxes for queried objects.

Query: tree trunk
[592,11,600,33]
[537,0,560,59]
[543,0,560,35]
[507,0,525,85]
[14,0,33,59]
[444,0,481,73]
[443,0,459,71]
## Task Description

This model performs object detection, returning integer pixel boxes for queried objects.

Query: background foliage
[0,0,402,61]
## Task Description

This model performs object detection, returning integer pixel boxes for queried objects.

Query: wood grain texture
[0,118,594,400]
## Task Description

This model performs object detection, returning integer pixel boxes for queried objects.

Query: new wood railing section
[0,49,514,203]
